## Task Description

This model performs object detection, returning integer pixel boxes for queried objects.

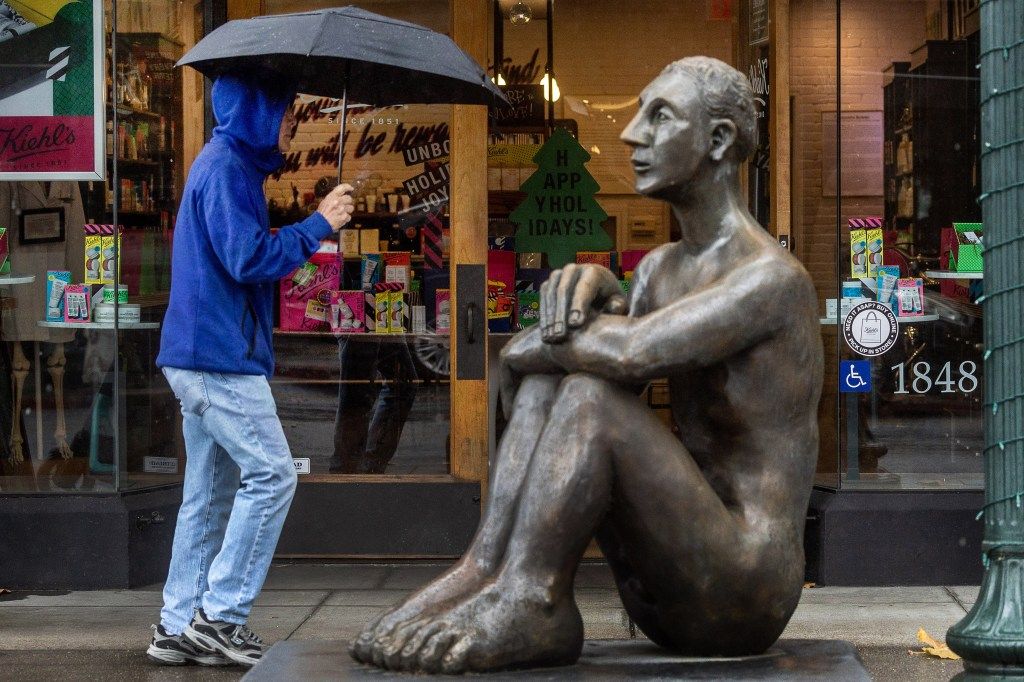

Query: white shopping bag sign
[859,311,882,344]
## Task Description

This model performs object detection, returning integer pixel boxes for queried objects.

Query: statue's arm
[512,252,811,384]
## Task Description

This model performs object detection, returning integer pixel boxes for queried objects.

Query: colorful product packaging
[435,289,451,334]
[383,252,412,291]
[0,227,9,275]
[865,227,884,277]
[359,228,380,254]
[84,224,122,285]
[849,228,867,278]
[518,291,540,329]
[63,284,91,323]
[619,249,649,277]
[361,253,382,290]
[576,251,612,269]
[487,279,514,333]
[389,291,408,333]
[896,278,925,317]
[874,265,900,311]
[279,252,340,331]
[375,292,390,333]
[329,290,365,333]
[45,270,72,322]
[340,229,360,255]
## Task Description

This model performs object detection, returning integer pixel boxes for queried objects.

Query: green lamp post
[946,0,1024,676]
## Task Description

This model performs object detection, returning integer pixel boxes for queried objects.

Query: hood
[211,74,296,175]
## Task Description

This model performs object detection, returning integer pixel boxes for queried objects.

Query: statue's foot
[349,558,491,664]
[383,578,584,674]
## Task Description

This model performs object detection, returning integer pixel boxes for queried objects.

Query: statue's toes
[397,620,446,671]
[381,617,428,670]
[417,630,458,674]
[440,635,474,675]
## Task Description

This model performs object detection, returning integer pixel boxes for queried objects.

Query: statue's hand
[541,263,627,344]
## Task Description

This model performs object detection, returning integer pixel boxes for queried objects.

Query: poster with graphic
[0,1,104,179]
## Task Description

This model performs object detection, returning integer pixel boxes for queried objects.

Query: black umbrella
[178,6,507,183]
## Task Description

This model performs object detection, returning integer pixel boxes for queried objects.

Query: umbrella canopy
[177,6,507,107]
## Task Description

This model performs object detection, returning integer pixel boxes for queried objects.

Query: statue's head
[620,56,756,200]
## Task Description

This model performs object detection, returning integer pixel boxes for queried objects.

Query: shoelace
[238,625,263,646]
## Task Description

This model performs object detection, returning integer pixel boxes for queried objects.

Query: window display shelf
[0,275,36,286]
[38,320,160,330]
[924,270,983,280]
[819,313,937,323]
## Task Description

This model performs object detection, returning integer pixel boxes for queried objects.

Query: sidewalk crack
[284,590,334,640]
[944,586,969,613]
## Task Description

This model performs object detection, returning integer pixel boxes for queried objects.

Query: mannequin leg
[46,344,72,459]
[10,342,29,463]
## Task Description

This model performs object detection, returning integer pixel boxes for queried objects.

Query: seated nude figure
[350,56,823,675]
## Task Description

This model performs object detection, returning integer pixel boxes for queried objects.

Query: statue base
[243,639,869,680]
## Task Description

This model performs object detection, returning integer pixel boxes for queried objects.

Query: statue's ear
[709,119,738,162]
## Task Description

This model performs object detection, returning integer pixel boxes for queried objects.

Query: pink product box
[63,284,91,323]
[330,291,366,333]
[279,253,340,332]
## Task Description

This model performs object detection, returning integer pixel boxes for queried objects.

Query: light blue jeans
[159,368,297,634]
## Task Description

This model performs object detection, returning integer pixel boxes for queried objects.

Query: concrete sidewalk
[0,561,973,680]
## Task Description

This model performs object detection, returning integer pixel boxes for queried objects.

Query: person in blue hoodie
[147,74,353,668]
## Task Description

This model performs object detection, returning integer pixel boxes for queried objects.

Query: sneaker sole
[183,626,260,668]
[146,642,233,667]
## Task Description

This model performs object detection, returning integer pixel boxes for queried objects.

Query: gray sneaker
[147,624,231,666]
[183,608,265,668]
[0,1,36,43]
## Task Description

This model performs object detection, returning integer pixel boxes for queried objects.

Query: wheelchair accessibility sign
[843,301,899,357]
[840,360,872,393]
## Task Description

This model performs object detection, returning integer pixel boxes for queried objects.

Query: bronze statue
[350,56,823,675]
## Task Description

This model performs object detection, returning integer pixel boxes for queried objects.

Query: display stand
[923,270,984,280]
[0,276,37,286]
[37,321,160,331]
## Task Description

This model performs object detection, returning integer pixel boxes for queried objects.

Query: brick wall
[791,0,927,302]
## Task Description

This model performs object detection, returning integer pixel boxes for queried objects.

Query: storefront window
[831,0,983,490]
[0,1,196,492]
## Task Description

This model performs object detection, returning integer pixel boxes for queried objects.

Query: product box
[518,291,540,329]
[874,266,900,311]
[896,278,925,317]
[576,251,613,270]
[619,249,649,277]
[361,253,382,290]
[359,228,380,254]
[518,252,543,269]
[865,227,884,277]
[340,229,360,255]
[279,252,340,332]
[412,305,426,334]
[363,291,378,332]
[850,228,867,278]
[488,236,515,251]
[63,284,91,323]
[435,289,451,334]
[84,224,122,285]
[383,252,412,291]
[389,291,408,333]
[488,279,514,333]
[330,290,365,333]
[948,222,983,272]
[374,292,390,333]
[45,270,72,322]
[0,227,9,275]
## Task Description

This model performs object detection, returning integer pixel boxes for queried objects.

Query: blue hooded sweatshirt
[157,75,333,377]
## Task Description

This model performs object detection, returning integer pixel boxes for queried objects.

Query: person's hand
[541,263,627,343]
[316,183,355,231]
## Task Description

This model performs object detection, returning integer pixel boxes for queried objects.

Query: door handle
[465,302,477,344]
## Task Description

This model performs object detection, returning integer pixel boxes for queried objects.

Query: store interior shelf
[924,270,983,280]
[38,320,160,330]
[819,314,939,325]
[109,104,162,120]
[0,275,36,286]
[274,329,449,339]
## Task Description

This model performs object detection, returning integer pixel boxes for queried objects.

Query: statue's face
[620,71,711,199]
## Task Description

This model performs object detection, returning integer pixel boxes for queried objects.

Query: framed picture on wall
[0,1,105,180]
[18,207,66,244]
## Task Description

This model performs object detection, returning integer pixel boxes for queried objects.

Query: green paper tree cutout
[510,128,612,268]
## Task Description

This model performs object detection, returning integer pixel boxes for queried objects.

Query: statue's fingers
[569,267,606,326]
[603,293,628,315]
[553,263,580,340]
[540,270,562,341]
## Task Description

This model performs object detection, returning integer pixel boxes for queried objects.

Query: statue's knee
[557,373,613,407]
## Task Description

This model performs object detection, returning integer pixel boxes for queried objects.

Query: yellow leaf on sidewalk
[908,628,961,660]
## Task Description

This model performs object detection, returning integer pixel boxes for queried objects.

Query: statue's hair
[662,57,756,161]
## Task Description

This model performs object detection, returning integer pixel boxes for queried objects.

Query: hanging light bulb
[508,1,532,25]
[540,73,560,102]
[490,73,508,86]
